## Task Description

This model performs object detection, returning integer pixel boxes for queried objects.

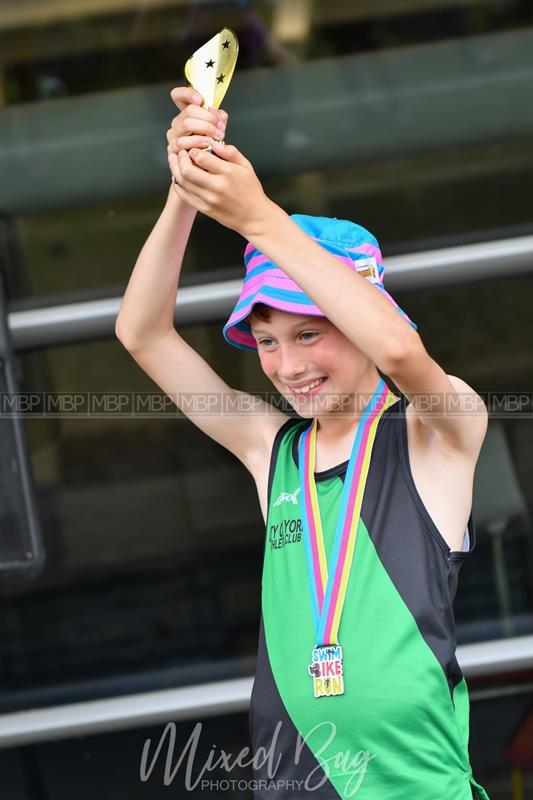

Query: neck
[315,370,397,441]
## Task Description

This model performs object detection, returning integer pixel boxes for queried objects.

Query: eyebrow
[250,316,320,335]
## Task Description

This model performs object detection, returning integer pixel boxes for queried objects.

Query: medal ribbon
[298,379,397,646]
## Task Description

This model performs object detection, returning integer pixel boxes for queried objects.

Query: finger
[170,85,203,111]
[178,115,225,140]
[168,154,207,209]
[187,146,230,175]
[172,179,208,213]
[168,135,214,154]
[179,105,220,127]
[210,141,248,167]
[168,152,182,185]
[177,149,222,191]
[217,108,229,127]
[208,106,228,129]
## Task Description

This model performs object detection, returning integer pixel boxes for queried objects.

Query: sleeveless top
[249,395,490,800]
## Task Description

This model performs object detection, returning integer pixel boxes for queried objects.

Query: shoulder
[242,411,302,524]
[405,373,488,465]
[243,408,299,476]
[445,374,483,400]
[441,374,489,459]
[388,344,488,460]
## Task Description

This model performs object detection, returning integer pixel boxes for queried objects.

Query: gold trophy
[184,27,239,153]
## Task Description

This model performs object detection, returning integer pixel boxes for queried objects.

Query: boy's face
[248,308,370,416]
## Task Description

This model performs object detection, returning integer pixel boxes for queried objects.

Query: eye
[258,337,273,347]
[300,331,317,341]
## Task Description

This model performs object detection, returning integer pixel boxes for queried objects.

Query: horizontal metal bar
[381,233,533,290]
[469,682,533,702]
[7,280,240,351]
[7,234,533,351]
[0,676,253,750]
[0,634,531,749]
[458,634,533,678]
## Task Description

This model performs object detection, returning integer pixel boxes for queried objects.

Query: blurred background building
[0,0,533,797]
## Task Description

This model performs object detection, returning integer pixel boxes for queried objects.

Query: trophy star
[222,40,230,48]
[205,59,215,68]
[217,74,225,84]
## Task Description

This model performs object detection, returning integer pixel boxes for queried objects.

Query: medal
[299,379,397,697]
[308,644,344,698]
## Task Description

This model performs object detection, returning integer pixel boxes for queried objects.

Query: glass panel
[1,1,532,301]
[395,271,533,643]
[1,328,272,712]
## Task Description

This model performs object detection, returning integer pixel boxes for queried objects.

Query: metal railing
[8,233,533,351]
[0,634,531,748]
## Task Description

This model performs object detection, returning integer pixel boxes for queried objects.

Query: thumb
[211,141,249,167]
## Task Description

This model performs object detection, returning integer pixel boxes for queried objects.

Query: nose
[277,345,306,381]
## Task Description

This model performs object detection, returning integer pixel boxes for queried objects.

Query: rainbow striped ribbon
[298,378,397,646]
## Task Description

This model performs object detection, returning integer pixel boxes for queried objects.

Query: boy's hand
[168,141,273,239]
[167,86,228,158]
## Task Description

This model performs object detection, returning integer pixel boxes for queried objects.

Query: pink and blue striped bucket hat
[222,214,417,351]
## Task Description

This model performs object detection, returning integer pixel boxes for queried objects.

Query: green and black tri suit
[249,396,489,799]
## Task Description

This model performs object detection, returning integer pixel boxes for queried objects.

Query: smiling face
[247,305,379,418]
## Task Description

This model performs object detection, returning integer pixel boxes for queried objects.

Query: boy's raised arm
[115,185,197,351]
[115,88,287,472]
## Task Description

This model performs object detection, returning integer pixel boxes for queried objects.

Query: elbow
[114,317,127,346]
[115,318,139,352]
[115,318,174,353]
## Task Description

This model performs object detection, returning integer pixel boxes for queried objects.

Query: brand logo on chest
[273,486,301,506]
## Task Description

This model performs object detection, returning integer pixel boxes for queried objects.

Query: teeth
[292,378,324,394]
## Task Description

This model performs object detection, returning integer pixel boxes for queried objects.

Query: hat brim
[223,287,325,351]
[223,284,417,352]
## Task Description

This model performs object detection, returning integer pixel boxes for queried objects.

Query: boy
[116,87,489,798]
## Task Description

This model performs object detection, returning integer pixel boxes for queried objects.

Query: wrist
[241,196,287,244]
[165,182,198,218]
